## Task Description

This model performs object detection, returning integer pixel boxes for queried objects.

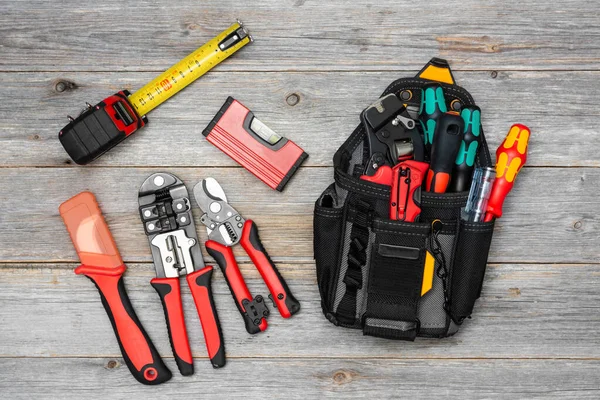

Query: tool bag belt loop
[313,58,496,340]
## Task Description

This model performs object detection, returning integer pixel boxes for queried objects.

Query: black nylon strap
[336,201,371,324]
[363,237,427,341]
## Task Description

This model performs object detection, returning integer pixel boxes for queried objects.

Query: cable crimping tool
[193,178,300,334]
[138,173,225,374]
[362,93,425,177]
[360,94,428,222]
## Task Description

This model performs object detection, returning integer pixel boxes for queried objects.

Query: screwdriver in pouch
[484,124,530,222]
[449,105,482,192]
[419,82,447,153]
[425,112,465,193]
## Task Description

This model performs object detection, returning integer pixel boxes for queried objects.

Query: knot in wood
[490,71,498,79]
[106,360,119,369]
[333,370,352,384]
[54,80,77,93]
[573,220,582,230]
[286,93,300,106]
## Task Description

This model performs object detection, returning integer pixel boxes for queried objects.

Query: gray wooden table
[1,0,599,398]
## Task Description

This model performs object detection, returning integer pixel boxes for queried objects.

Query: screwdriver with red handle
[484,124,530,222]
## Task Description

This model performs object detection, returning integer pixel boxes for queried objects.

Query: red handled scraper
[59,191,171,385]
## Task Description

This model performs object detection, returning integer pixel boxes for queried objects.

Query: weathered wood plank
[0,167,597,263]
[1,1,598,72]
[0,71,597,167]
[1,263,598,358]
[0,357,598,399]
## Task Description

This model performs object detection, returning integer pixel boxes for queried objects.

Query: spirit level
[203,97,308,191]
[59,21,252,165]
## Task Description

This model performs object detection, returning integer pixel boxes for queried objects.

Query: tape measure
[59,21,252,165]
[130,21,252,116]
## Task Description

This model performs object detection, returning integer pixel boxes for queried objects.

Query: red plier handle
[151,277,193,376]
[240,220,301,318]
[187,267,226,368]
[76,265,172,385]
[151,268,226,371]
[206,240,269,334]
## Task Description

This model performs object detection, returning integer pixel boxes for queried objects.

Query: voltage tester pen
[59,21,252,165]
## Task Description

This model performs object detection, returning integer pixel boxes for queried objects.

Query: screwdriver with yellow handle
[484,124,531,222]
[59,21,252,165]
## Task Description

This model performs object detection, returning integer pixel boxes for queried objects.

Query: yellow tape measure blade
[129,21,251,116]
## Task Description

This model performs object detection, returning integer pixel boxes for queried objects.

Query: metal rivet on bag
[450,99,462,111]
[399,90,412,101]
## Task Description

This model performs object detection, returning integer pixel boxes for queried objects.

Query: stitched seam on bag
[376,220,428,228]
[315,210,343,216]
[315,207,344,215]
[336,171,389,193]
[335,172,390,198]
[372,229,428,237]
[315,212,343,218]
[461,228,494,233]
[421,201,465,206]
[383,79,474,103]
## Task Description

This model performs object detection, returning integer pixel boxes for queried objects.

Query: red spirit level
[203,97,308,191]
[59,21,251,165]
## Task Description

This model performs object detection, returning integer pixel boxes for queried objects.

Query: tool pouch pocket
[450,220,495,323]
[313,58,496,339]
[313,184,345,314]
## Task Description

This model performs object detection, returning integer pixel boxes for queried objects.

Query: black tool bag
[314,59,495,340]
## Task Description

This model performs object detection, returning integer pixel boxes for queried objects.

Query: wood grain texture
[1,0,599,397]
[1,263,598,359]
[1,0,599,72]
[0,71,597,167]
[0,167,597,263]
[1,357,599,399]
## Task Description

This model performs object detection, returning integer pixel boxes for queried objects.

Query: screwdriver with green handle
[419,83,447,154]
[449,105,482,192]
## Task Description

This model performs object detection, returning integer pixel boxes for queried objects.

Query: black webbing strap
[362,224,428,341]
[335,200,371,325]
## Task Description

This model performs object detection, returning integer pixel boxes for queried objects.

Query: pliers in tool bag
[138,172,225,374]
[193,178,300,334]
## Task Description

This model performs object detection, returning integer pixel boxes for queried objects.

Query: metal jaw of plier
[138,172,225,375]
[193,178,300,334]
[362,93,425,176]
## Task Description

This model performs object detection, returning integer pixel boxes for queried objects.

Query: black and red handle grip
[426,112,465,193]
[186,267,226,368]
[206,240,268,334]
[75,265,171,385]
[240,220,301,318]
[150,277,193,376]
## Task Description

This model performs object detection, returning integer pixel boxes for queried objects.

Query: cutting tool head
[193,178,245,246]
